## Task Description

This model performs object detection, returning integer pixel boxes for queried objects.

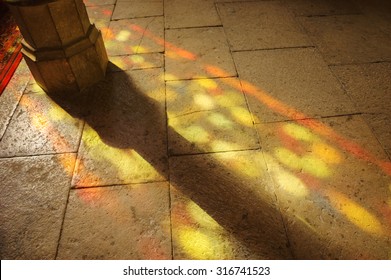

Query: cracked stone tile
[86,4,113,31]
[257,115,391,259]
[57,182,171,259]
[165,27,236,80]
[233,48,356,123]
[104,17,164,56]
[299,14,391,65]
[0,60,30,139]
[165,0,221,29]
[108,53,164,71]
[166,77,248,118]
[217,1,311,51]
[112,1,163,20]
[72,69,167,187]
[283,0,360,16]
[0,91,83,157]
[0,154,75,259]
[169,150,292,259]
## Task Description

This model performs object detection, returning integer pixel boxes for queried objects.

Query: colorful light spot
[115,30,131,42]
[194,94,215,110]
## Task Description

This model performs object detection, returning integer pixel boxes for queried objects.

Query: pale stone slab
[108,53,164,71]
[86,4,113,31]
[283,0,360,16]
[166,77,248,118]
[299,15,391,65]
[0,61,30,139]
[217,1,311,51]
[105,17,164,56]
[57,182,171,259]
[0,91,83,157]
[233,48,356,123]
[168,108,259,155]
[257,115,391,259]
[72,69,168,187]
[112,1,163,20]
[165,27,236,80]
[165,0,221,29]
[0,154,75,259]
[169,150,292,259]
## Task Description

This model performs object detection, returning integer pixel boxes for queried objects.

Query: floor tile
[283,0,360,16]
[0,61,30,139]
[217,1,311,51]
[0,91,83,157]
[299,14,391,65]
[165,27,236,80]
[165,0,221,29]
[86,4,114,31]
[104,17,164,56]
[112,1,163,20]
[57,182,171,259]
[170,150,292,259]
[257,115,391,259]
[72,69,167,187]
[108,53,164,71]
[0,154,75,259]
[233,48,356,123]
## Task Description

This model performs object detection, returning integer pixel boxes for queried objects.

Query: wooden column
[5,0,108,93]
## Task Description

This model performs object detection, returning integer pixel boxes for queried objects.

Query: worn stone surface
[165,0,221,29]
[257,115,391,259]
[233,48,356,123]
[83,0,116,6]
[0,91,83,157]
[165,27,236,80]
[283,0,360,16]
[57,182,171,259]
[170,150,292,259]
[86,4,114,31]
[108,53,164,71]
[0,154,75,259]
[217,1,311,51]
[104,17,164,56]
[299,15,391,65]
[112,1,163,20]
[168,108,259,155]
[0,61,30,139]
[72,69,167,187]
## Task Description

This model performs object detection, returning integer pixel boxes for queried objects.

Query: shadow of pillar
[48,64,293,259]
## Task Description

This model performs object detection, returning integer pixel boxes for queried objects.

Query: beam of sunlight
[229,106,254,127]
[207,112,234,129]
[326,189,385,236]
[193,93,215,110]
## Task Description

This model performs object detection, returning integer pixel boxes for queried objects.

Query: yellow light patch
[208,112,233,129]
[312,142,342,164]
[115,30,131,42]
[210,140,241,152]
[49,106,69,121]
[131,55,145,64]
[328,190,384,236]
[274,169,309,197]
[194,94,215,110]
[177,226,219,259]
[174,124,210,144]
[216,91,244,107]
[197,79,218,90]
[229,107,253,126]
[283,123,317,142]
[274,147,301,171]
[301,155,331,178]
[187,201,220,230]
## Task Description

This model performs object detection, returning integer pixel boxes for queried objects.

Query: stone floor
[1,0,391,260]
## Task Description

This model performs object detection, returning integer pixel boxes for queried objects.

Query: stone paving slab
[169,150,292,259]
[57,182,171,259]
[168,107,259,155]
[0,154,75,259]
[217,1,311,51]
[0,61,30,140]
[72,69,167,187]
[283,0,360,16]
[86,4,113,31]
[0,91,83,157]
[108,53,164,71]
[165,0,221,29]
[104,17,164,56]
[233,48,356,123]
[112,1,163,20]
[165,27,236,80]
[256,115,391,259]
[299,14,391,65]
